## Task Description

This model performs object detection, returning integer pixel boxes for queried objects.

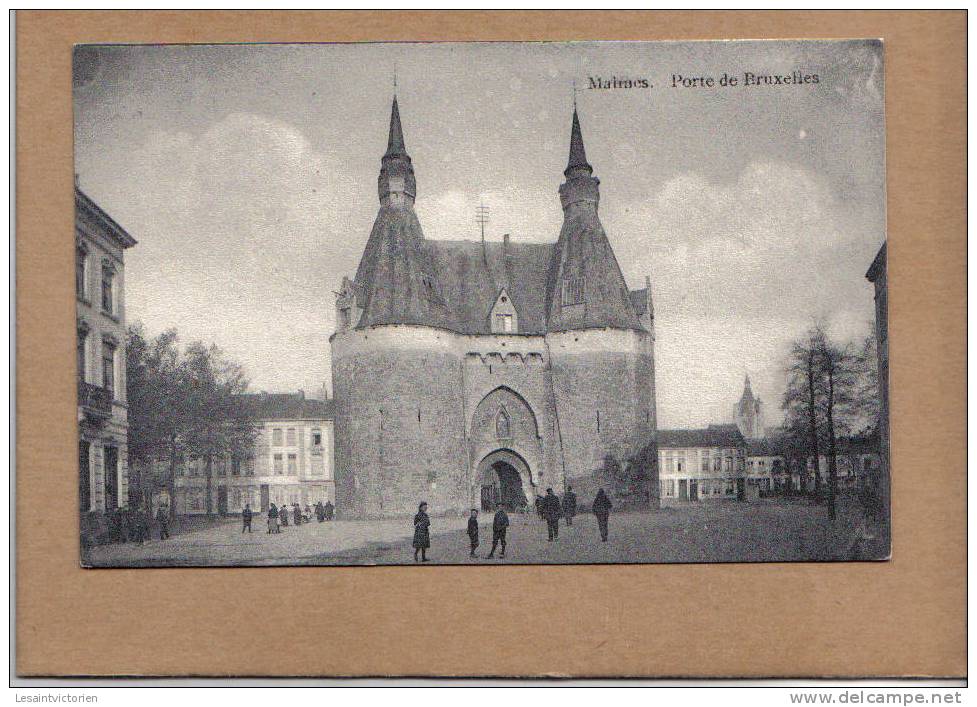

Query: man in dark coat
[592,487,613,542]
[562,485,577,527]
[541,488,562,541]
[324,500,334,521]
[156,505,170,540]
[466,509,479,558]
[242,503,253,533]
[315,501,325,522]
[486,503,510,559]
[279,503,289,527]
[292,503,301,526]
[413,502,431,562]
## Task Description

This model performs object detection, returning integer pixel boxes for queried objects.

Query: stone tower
[544,107,657,481]
[331,97,657,519]
[734,374,765,440]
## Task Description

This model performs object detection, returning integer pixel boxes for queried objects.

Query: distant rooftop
[238,392,334,421]
[658,424,746,449]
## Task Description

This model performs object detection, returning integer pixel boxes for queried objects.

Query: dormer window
[490,288,518,334]
[561,276,584,306]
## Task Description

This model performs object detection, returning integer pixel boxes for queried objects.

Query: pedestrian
[315,501,325,523]
[486,503,510,559]
[279,502,288,527]
[413,501,431,562]
[137,505,149,545]
[593,487,613,542]
[304,504,313,523]
[541,488,562,541]
[156,504,170,541]
[534,495,543,521]
[324,500,334,521]
[466,509,479,558]
[268,503,280,534]
[562,485,577,527]
[293,503,301,526]
[242,503,252,533]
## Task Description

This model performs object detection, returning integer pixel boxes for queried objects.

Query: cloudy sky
[73,40,885,428]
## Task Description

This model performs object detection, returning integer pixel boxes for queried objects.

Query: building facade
[656,425,747,504]
[170,393,335,515]
[76,187,136,514]
[866,242,889,533]
[331,97,657,518]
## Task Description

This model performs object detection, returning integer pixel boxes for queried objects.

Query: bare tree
[783,327,827,497]
[815,337,861,521]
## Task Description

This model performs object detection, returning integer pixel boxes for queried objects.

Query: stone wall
[547,329,656,483]
[332,326,470,517]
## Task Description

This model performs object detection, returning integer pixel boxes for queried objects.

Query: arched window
[495,407,511,439]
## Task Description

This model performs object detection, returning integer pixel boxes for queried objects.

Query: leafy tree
[179,341,256,518]
[126,325,256,518]
[126,325,184,514]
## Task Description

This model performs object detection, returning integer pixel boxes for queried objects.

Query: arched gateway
[477,449,532,512]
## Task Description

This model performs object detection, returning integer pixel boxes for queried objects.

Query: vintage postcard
[73,39,888,567]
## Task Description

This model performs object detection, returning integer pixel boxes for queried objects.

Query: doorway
[217,487,228,516]
[103,446,118,510]
[260,484,270,512]
[477,450,532,512]
[689,479,699,502]
[492,461,527,512]
[79,441,91,512]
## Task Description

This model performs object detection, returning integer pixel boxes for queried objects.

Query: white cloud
[113,112,369,397]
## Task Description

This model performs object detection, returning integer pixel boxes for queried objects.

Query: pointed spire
[744,373,752,390]
[385,96,407,158]
[565,107,591,175]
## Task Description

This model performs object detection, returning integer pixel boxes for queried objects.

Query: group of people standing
[263,500,335,533]
[533,486,613,542]
[98,503,172,545]
[413,485,615,562]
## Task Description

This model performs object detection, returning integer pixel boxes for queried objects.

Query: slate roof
[239,393,334,421]
[629,287,649,317]
[351,99,647,336]
[658,424,747,449]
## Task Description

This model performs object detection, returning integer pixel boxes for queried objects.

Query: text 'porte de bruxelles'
[588,70,820,90]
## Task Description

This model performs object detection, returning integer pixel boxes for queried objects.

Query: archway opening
[479,456,530,512]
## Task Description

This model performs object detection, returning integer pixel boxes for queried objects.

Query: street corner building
[330,97,658,519]
[76,186,136,515]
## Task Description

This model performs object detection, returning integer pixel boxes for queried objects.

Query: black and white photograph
[73,39,889,567]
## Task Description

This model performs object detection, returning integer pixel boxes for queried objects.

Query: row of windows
[661,450,745,474]
[270,428,324,447]
[77,329,117,398]
[659,479,737,497]
[178,457,255,477]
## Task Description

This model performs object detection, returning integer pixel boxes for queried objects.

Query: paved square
[83,498,885,567]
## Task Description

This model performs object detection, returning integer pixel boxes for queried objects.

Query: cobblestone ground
[82,498,887,567]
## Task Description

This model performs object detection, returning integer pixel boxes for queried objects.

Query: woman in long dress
[413,502,431,562]
[267,503,279,534]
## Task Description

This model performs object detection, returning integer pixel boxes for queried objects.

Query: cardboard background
[15,11,966,677]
